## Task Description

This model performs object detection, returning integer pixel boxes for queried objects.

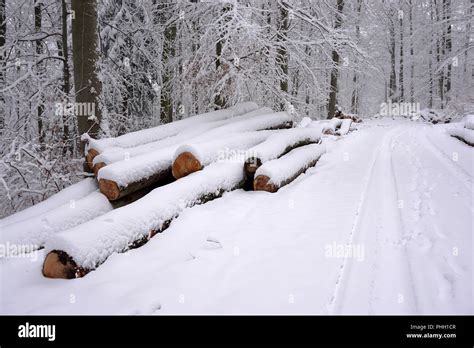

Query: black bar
[0,315,472,346]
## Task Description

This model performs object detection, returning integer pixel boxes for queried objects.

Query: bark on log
[85,148,99,170]
[171,151,203,179]
[99,167,174,201]
[93,161,106,176]
[452,135,474,147]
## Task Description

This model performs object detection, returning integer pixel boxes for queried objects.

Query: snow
[92,107,274,167]
[245,128,322,163]
[0,191,113,254]
[84,102,259,153]
[338,119,352,135]
[190,112,292,141]
[0,178,98,228]
[0,118,471,315]
[297,116,313,128]
[308,120,335,134]
[462,114,474,130]
[173,130,274,165]
[329,117,343,130]
[44,162,246,270]
[255,143,326,186]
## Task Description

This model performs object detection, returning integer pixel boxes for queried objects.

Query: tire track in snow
[328,126,419,314]
[388,130,420,313]
[327,127,401,313]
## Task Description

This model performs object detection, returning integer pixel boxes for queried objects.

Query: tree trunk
[214,5,230,109]
[327,0,344,119]
[0,0,5,132]
[71,0,102,150]
[408,0,414,103]
[61,0,71,154]
[34,1,45,145]
[444,0,452,105]
[277,1,289,110]
[435,0,444,108]
[160,11,176,123]
[351,0,362,114]
[429,0,434,108]
[398,4,404,102]
[388,10,397,102]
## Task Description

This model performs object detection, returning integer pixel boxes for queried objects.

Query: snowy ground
[1,118,472,314]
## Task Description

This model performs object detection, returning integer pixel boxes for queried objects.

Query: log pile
[82,101,260,172]
[42,162,247,279]
[90,106,274,176]
[0,103,362,278]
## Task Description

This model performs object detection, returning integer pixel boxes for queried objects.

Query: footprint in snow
[203,237,222,250]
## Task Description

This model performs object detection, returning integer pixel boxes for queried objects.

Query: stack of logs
[42,110,358,279]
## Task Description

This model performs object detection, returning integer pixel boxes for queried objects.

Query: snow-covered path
[1,119,472,314]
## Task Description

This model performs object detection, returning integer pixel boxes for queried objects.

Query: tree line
[0,0,472,217]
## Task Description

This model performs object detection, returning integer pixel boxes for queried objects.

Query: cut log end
[253,175,278,193]
[99,178,121,201]
[42,250,82,279]
[85,148,99,170]
[172,151,203,179]
[93,162,106,176]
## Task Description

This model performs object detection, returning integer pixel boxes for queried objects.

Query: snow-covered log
[91,107,273,175]
[0,184,160,255]
[0,191,113,255]
[99,163,175,201]
[337,119,352,135]
[189,111,293,140]
[171,130,274,179]
[449,127,474,146]
[254,144,326,192]
[98,147,175,201]
[83,101,259,169]
[243,128,322,186]
[42,162,246,279]
[0,178,98,228]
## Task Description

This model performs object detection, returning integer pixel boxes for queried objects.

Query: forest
[0,0,472,217]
